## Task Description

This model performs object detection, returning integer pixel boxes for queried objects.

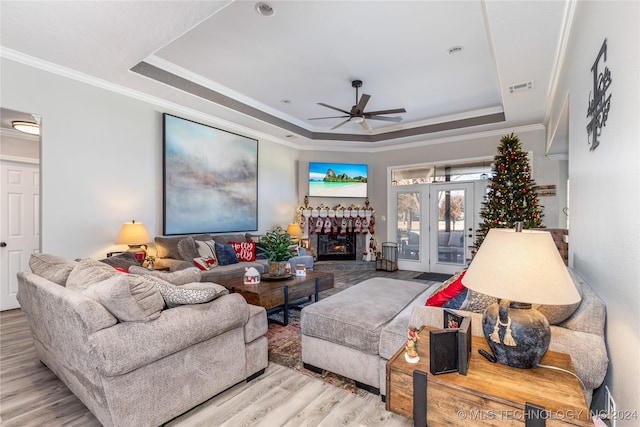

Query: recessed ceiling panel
[150,1,503,137]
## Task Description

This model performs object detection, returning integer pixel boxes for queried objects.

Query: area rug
[414,272,452,282]
[266,305,369,398]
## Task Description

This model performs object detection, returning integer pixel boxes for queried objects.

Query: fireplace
[317,233,356,261]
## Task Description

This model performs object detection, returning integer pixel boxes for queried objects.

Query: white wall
[0,132,39,160]
[547,1,640,420]
[0,59,299,260]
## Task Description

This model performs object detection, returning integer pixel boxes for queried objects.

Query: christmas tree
[473,132,544,252]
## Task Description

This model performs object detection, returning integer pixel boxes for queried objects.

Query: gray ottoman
[301,277,432,395]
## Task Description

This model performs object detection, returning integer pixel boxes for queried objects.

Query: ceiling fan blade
[330,118,351,130]
[367,115,403,122]
[355,94,371,113]
[317,103,351,115]
[364,108,407,116]
[360,119,373,132]
[308,115,350,120]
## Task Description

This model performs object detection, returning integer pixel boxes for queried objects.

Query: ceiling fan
[308,80,406,131]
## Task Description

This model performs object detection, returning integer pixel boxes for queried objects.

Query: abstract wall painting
[163,114,258,235]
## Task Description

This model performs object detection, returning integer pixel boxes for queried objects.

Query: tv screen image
[308,162,368,198]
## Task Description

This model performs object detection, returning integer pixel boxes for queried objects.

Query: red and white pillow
[193,256,217,271]
[229,241,256,262]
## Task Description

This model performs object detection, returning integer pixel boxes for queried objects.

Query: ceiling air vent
[509,81,534,93]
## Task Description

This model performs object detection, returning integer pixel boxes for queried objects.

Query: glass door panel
[429,183,474,274]
[396,191,421,261]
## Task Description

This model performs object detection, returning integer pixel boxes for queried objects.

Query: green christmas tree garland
[473,132,545,252]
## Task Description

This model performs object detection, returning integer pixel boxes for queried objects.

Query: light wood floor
[1,269,429,426]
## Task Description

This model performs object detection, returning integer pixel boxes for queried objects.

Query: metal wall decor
[586,38,612,151]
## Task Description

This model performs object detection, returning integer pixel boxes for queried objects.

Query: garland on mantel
[297,196,378,261]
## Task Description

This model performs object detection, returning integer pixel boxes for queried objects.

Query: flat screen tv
[308,162,368,198]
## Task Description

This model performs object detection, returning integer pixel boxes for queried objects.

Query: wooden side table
[386,326,592,426]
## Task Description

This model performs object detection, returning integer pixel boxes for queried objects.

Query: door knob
[0,242,6,247]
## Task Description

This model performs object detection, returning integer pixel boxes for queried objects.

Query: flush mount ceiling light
[11,121,40,136]
[255,2,275,16]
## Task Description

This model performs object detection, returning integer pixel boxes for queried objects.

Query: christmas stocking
[354,215,362,234]
[324,217,332,234]
[315,216,323,234]
[340,218,347,235]
[368,215,375,234]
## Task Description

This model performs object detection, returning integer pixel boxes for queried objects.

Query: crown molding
[1,127,40,141]
[1,48,546,154]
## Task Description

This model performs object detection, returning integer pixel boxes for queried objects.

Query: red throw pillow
[425,270,467,307]
[229,241,256,262]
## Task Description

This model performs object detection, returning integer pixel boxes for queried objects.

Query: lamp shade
[115,221,151,246]
[286,223,303,238]
[462,228,579,305]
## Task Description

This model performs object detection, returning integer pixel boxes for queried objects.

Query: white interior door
[1,160,40,310]
[428,182,474,275]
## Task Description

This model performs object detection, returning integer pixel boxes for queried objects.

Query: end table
[386,326,592,426]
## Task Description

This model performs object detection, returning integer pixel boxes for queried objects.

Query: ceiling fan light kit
[309,79,406,132]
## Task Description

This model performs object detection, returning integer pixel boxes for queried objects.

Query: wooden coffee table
[217,270,334,326]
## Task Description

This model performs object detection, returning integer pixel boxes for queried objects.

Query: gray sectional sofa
[301,270,608,406]
[18,253,269,427]
[154,232,314,282]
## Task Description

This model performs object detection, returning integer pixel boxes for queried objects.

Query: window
[392,160,492,186]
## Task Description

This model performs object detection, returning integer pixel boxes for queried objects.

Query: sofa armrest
[17,272,117,336]
[559,272,606,336]
[89,293,249,377]
[549,326,608,392]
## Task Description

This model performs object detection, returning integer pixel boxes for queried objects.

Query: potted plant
[258,226,296,276]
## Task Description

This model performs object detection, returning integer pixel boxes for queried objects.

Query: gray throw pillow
[145,276,228,308]
[128,265,201,285]
[99,252,139,270]
[66,258,120,292]
[82,274,164,322]
[29,253,78,286]
[177,236,198,261]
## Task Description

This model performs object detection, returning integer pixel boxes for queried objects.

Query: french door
[390,182,476,274]
[428,183,474,274]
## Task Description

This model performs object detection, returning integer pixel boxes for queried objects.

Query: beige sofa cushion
[155,234,212,259]
[128,265,201,284]
[67,258,122,291]
[29,253,78,286]
[82,274,164,322]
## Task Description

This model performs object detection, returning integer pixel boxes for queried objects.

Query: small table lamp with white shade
[115,220,152,262]
[462,225,580,368]
[286,223,303,244]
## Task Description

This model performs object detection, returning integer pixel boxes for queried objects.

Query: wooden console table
[386,326,592,426]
